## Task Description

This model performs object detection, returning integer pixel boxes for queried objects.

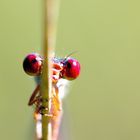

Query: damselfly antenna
[63,51,78,62]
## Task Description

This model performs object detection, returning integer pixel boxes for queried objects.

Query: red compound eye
[61,58,81,80]
[23,53,43,76]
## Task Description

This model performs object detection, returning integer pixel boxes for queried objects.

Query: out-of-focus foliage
[0,0,140,140]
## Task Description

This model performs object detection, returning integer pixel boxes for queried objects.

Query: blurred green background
[0,0,140,140]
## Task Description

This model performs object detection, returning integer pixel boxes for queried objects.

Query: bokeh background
[0,0,140,140]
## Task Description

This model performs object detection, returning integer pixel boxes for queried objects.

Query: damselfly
[23,53,80,139]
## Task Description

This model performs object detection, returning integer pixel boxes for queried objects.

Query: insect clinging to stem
[23,53,81,119]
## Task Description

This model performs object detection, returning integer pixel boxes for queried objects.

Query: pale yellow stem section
[40,0,60,140]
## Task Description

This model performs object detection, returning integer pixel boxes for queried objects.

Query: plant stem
[40,0,50,139]
[40,0,60,139]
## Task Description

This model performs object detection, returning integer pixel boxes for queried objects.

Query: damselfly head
[23,53,43,76]
[61,57,81,80]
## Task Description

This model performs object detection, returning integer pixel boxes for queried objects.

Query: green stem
[40,0,51,139]
[40,0,60,139]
